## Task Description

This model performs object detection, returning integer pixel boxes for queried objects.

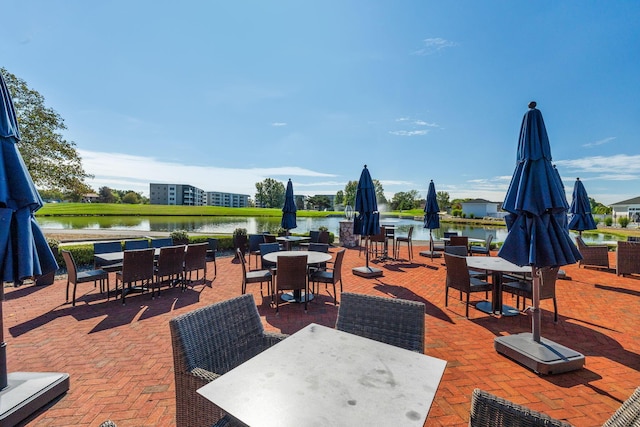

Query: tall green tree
[391,190,419,210]
[436,191,451,211]
[343,180,358,207]
[2,68,93,195]
[307,195,332,211]
[255,178,285,208]
[373,179,387,205]
[335,190,344,206]
[98,186,116,203]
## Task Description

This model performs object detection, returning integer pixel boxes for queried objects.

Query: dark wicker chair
[238,249,272,297]
[93,241,123,271]
[616,241,640,276]
[444,253,493,318]
[307,242,329,271]
[274,254,308,313]
[576,236,609,270]
[335,292,425,353]
[206,238,218,277]
[394,225,414,260]
[310,249,345,305]
[247,234,265,270]
[169,294,288,427]
[502,267,560,322]
[470,234,494,256]
[154,245,185,297]
[469,388,573,427]
[115,248,155,305]
[259,242,280,270]
[183,243,208,286]
[449,236,469,254]
[602,386,640,426]
[98,421,118,427]
[151,237,174,248]
[124,239,149,250]
[61,250,109,306]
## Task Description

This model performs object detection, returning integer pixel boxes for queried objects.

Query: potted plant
[170,230,190,245]
[233,228,248,258]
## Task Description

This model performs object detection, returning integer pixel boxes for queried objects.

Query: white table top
[263,250,331,264]
[465,256,532,274]
[198,323,447,427]
[441,237,485,243]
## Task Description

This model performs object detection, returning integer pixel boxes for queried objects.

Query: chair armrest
[190,367,220,382]
[262,332,289,347]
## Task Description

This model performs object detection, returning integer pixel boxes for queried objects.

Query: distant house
[81,193,99,203]
[610,196,640,223]
[460,199,502,219]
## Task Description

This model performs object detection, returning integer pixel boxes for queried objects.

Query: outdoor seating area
[3,242,639,426]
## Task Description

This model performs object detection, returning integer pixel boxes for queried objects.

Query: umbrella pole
[0,271,6,390]
[532,266,542,343]
[365,237,370,269]
[429,230,434,260]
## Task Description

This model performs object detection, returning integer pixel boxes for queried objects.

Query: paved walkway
[4,245,639,426]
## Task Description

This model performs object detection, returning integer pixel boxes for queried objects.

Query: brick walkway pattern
[4,245,639,426]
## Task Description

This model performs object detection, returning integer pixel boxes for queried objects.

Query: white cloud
[271,122,287,127]
[388,130,428,136]
[413,120,439,127]
[555,154,640,175]
[582,136,616,148]
[79,150,335,197]
[412,38,458,56]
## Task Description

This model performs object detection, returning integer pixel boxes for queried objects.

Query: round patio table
[263,250,332,302]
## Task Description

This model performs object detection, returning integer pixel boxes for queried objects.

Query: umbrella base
[352,266,383,278]
[495,333,585,375]
[0,371,69,426]
[419,251,441,258]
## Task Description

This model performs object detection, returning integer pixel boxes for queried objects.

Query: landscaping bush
[170,229,190,245]
[604,216,613,226]
[618,216,630,228]
[452,209,461,217]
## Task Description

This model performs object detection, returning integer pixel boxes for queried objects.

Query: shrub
[618,216,630,228]
[469,213,475,219]
[452,209,461,217]
[170,229,190,244]
[604,216,613,226]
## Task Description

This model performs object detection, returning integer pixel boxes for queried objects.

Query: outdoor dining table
[275,235,310,251]
[262,250,332,302]
[93,248,162,265]
[466,256,531,316]
[197,323,447,427]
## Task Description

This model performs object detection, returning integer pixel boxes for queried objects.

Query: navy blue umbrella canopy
[353,165,380,237]
[568,178,597,233]
[0,71,58,283]
[424,180,440,230]
[281,179,297,231]
[498,102,581,268]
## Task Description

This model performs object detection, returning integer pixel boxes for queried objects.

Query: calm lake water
[36,215,620,244]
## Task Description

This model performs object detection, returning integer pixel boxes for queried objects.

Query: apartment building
[204,191,250,208]
[149,183,205,206]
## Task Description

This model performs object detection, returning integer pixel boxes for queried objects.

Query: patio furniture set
[63,238,215,306]
[575,236,640,277]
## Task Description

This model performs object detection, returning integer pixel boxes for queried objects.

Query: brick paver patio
[3,244,639,426]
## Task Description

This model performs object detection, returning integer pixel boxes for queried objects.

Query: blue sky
[2,1,639,206]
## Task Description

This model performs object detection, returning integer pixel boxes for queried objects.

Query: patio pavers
[3,245,639,426]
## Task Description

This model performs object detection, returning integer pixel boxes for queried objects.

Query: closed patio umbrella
[0,71,68,424]
[281,179,297,234]
[568,178,597,236]
[422,180,440,260]
[352,165,382,278]
[495,102,584,374]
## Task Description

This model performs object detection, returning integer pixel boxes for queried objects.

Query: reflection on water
[36,215,619,244]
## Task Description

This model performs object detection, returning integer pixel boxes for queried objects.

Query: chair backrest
[308,230,320,243]
[248,234,265,252]
[124,239,150,250]
[469,388,573,427]
[538,267,559,300]
[263,234,277,244]
[151,238,174,248]
[61,250,78,283]
[184,243,208,272]
[308,243,329,253]
[275,255,308,292]
[318,231,330,244]
[444,253,471,292]
[336,292,425,353]
[121,248,155,282]
[259,243,280,269]
[444,245,468,256]
[207,238,218,257]
[156,245,185,276]
[443,232,458,238]
[332,249,346,283]
[94,241,122,254]
[406,226,414,238]
[484,234,494,248]
[575,235,587,250]
[169,294,267,376]
[602,386,640,427]
[627,236,640,242]
[370,226,386,243]
[450,236,468,247]
[238,249,249,279]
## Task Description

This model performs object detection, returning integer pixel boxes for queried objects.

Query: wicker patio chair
[616,241,640,276]
[335,292,425,353]
[153,245,185,297]
[502,267,560,322]
[61,250,109,306]
[93,241,123,271]
[310,248,345,305]
[124,239,149,250]
[238,249,273,297]
[469,388,573,427]
[307,242,329,271]
[206,238,218,277]
[602,386,640,426]
[183,243,208,287]
[115,248,155,305]
[575,236,609,270]
[151,237,174,248]
[169,294,288,427]
[274,254,309,313]
[259,242,280,271]
[469,234,494,256]
[444,253,493,318]
[247,234,265,270]
[394,225,414,260]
